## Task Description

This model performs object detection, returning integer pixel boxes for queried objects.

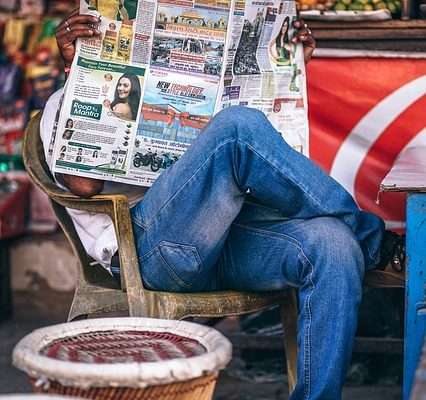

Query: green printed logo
[71,100,102,120]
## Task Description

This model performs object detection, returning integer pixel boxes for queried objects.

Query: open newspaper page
[218,0,308,154]
[51,0,307,186]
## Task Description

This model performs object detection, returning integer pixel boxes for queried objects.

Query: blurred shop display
[0,173,30,240]
[296,0,423,18]
[0,1,78,234]
[298,0,401,14]
[0,0,75,14]
[0,173,30,321]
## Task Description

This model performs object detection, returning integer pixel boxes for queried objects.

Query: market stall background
[307,54,426,229]
[0,0,424,391]
[0,0,424,236]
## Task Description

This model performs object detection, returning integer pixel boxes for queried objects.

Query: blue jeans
[130,106,385,399]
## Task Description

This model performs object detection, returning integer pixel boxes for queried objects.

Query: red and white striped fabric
[307,52,426,229]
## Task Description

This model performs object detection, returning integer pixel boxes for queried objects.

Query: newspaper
[50,0,308,187]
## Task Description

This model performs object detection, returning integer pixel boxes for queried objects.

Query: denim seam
[235,219,314,399]
[240,138,378,268]
[139,136,334,229]
[140,241,203,290]
[239,139,336,217]
[131,213,148,229]
[298,251,314,399]
[157,249,192,289]
[244,198,281,212]
[144,139,236,228]
[232,223,302,248]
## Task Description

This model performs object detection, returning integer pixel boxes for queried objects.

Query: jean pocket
[140,241,202,292]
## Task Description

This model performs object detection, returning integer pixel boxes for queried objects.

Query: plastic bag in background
[0,98,29,155]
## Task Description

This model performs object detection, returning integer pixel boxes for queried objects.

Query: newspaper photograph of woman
[269,16,295,67]
[65,118,74,128]
[108,72,141,121]
[232,8,264,75]
[62,129,74,140]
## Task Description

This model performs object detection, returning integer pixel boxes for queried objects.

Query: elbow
[71,180,104,198]
[56,173,104,198]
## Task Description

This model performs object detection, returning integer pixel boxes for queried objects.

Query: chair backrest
[23,113,114,285]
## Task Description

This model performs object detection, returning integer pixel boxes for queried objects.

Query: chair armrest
[107,195,148,317]
[52,192,148,317]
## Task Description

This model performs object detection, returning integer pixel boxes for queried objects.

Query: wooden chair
[23,112,299,392]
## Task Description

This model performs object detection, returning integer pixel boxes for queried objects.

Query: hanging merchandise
[19,0,45,15]
[0,174,30,239]
[26,18,62,109]
[0,62,23,101]
[0,0,19,12]
[47,0,79,15]
[3,18,27,56]
[0,99,29,156]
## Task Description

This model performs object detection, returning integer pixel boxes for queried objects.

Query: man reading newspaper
[40,7,406,400]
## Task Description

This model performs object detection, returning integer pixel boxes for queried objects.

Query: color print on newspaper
[51,0,308,186]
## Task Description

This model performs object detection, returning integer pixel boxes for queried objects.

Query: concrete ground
[0,232,403,399]
[0,317,402,399]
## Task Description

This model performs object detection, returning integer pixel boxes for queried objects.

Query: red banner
[307,56,426,228]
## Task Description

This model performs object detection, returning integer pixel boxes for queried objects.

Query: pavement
[0,232,404,399]
[0,316,402,399]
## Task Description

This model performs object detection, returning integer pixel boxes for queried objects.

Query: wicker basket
[12,317,232,400]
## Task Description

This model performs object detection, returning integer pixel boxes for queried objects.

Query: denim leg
[220,201,364,400]
[130,105,384,292]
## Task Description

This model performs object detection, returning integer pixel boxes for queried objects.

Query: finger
[57,14,100,32]
[58,8,80,28]
[291,22,314,43]
[59,7,79,24]
[292,32,315,45]
[67,14,100,25]
[293,17,305,29]
[292,29,312,41]
[67,7,80,18]
[57,22,101,36]
[56,28,99,43]
[299,36,316,47]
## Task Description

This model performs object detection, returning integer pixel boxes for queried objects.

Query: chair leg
[69,314,88,322]
[67,283,129,322]
[279,289,299,395]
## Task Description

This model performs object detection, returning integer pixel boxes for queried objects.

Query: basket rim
[12,317,232,389]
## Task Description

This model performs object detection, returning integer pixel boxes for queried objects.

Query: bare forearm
[55,173,104,197]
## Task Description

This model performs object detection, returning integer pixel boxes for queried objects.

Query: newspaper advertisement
[51,0,308,186]
[218,0,307,152]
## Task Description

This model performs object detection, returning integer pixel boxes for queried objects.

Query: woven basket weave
[13,318,232,400]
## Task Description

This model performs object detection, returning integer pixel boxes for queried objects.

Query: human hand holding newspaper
[292,19,316,64]
[50,0,315,191]
[55,9,316,71]
[55,8,102,69]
